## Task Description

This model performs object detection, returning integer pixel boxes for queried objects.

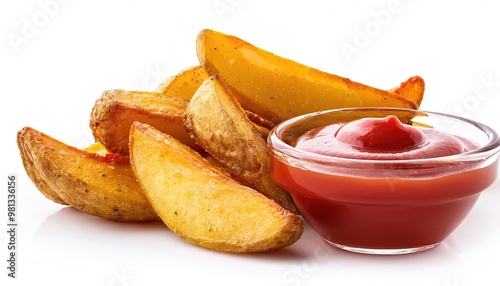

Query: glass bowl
[268,108,500,255]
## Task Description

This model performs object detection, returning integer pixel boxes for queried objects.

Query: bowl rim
[268,107,500,166]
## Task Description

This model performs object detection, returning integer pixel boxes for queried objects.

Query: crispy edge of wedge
[389,76,425,108]
[17,126,158,222]
[90,89,202,155]
[155,65,209,99]
[197,29,418,124]
[155,65,272,138]
[184,77,298,214]
[17,130,67,205]
[129,122,303,253]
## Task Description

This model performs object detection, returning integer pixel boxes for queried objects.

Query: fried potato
[197,29,420,124]
[90,89,202,155]
[184,77,298,214]
[17,131,67,205]
[17,127,158,222]
[155,65,209,99]
[83,142,110,156]
[389,75,425,108]
[129,122,303,253]
[155,65,272,138]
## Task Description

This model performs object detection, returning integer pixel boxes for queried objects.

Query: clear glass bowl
[268,108,500,255]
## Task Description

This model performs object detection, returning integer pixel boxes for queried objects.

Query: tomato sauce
[272,160,498,249]
[295,115,476,160]
[271,115,499,250]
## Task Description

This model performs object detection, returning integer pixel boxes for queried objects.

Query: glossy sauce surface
[295,115,477,160]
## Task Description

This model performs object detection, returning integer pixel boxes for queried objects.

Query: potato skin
[17,126,158,222]
[197,29,418,125]
[155,65,209,99]
[389,76,425,108]
[17,130,67,205]
[90,89,201,155]
[155,65,272,138]
[184,77,298,214]
[130,122,303,253]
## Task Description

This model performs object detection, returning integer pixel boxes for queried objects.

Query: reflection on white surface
[31,207,310,264]
[20,185,499,286]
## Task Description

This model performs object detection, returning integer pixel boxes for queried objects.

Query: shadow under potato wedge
[185,77,299,214]
[17,126,158,222]
[129,122,303,253]
[197,29,420,125]
[90,89,202,155]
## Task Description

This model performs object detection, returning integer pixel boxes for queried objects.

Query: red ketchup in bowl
[270,113,499,254]
[295,115,476,160]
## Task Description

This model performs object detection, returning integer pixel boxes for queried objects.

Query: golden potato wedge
[83,142,110,156]
[129,122,303,253]
[389,75,425,107]
[155,65,209,99]
[197,29,419,124]
[90,89,202,155]
[17,126,158,222]
[184,77,298,214]
[17,132,66,205]
[155,65,272,138]
[154,61,415,133]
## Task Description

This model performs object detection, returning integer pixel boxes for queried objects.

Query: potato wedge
[185,77,298,214]
[197,29,419,124]
[129,122,303,253]
[389,75,425,107]
[17,126,158,222]
[155,65,209,99]
[17,132,67,205]
[83,142,110,156]
[154,62,416,132]
[155,65,273,138]
[90,89,202,155]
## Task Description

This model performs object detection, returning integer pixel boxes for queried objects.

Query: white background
[1,0,500,285]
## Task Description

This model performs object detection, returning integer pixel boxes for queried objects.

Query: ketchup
[295,115,475,160]
[270,115,499,251]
